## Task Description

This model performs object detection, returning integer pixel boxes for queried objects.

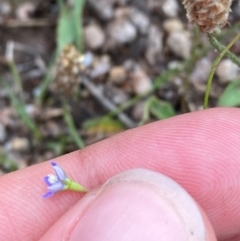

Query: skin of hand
[0,107,240,241]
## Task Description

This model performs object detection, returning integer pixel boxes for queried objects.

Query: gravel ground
[0,0,240,174]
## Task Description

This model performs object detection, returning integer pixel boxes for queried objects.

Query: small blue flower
[43,161,87,198]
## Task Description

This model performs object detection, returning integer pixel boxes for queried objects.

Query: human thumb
[40,169,217,241]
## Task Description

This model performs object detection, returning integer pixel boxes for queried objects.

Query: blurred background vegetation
[0,0,240,174]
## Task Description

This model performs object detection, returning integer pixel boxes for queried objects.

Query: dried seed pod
[52,45,93,96]
[182,0,232,34]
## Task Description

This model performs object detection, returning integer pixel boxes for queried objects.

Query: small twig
[0,19,54,28]
[204,32,240,109]
[208,34,240,68]
[9,41,46,56]
[82,77,136,128]
[5,41,24,97]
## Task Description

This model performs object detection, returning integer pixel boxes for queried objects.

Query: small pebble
[84,24,106,50]
[25,104,38,118]
[115,7,130,19]
[7,137,30,152]
[162,0,179,17]
[167,30,192,59]
[132,102,144,120]
[90,55,112,78]
[216,59,240,83]
[16,2,35,21]
[108,19,137,45]
[163,19,184,33]
[109,66,127,84]
[190,58,212,84]
[130,8,150,34]
[145,25,164,64]
[123,59,135,71]
[131,66,152,95]
[88,0,115,20]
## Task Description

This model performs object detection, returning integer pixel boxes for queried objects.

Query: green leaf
[83,117,124,135]
[139,96,175,126]
[57,0,85,53]
[218,79,240,107]
[150,98,176,120]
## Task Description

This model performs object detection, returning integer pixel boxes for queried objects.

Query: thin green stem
[6,60,42,140]
[8,61,23,96]
[35,52,56,106]
[138,97,153,126]
[204,33,240,109]
[208,34,240,68]
[63,101,85,149]
[5,82,42,140]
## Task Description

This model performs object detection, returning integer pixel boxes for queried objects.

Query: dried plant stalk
[182,0,232,33]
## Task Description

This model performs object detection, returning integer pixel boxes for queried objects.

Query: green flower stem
[208,34,240,68]
[65,179,88,192]
[204,33,240,109]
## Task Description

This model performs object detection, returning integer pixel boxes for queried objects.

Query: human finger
[40,169,217,241]
[0,108,240,241]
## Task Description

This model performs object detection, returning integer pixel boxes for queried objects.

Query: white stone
[145,25,164,64]
[90,55,112,78]
[216,59,240,83]
[163,19,184,33]
[130,8,150,34]
[84,24,106,50]
[88,0,116,20]
[190,58,212,84]
[108,19,137,45]
[162,0,179,17]
[167,31,192,59]
[16,2,35,21]
[8,137,29,152]
[132,66,152,95]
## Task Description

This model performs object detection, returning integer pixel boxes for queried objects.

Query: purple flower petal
[50,161,57,166]
[43,191,54,198]
[43,176,52,186]
[51,161,67,180]
[47,181,65,192]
